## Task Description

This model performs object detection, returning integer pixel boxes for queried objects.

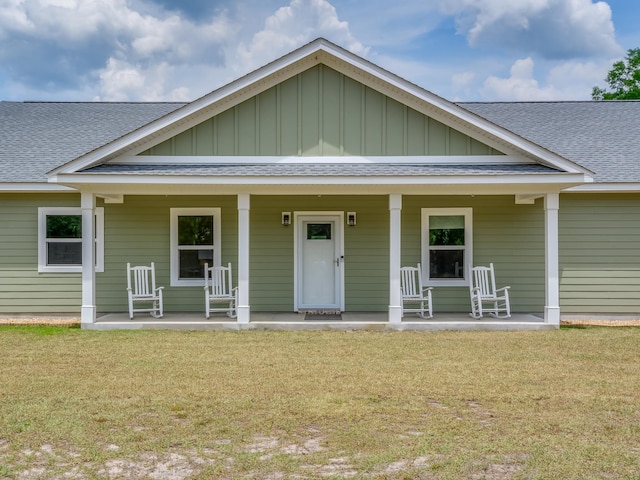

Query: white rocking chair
[204,263,237,319]
[400,263,433,319]
[127,262,164,319]
[469,263,511,319]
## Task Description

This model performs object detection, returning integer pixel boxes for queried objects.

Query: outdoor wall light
[347,212,356,226]
[282,212,291,226]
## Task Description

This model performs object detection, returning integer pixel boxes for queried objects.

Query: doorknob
[336,255,344,266]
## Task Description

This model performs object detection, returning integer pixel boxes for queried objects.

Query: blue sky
[0,0,638,102]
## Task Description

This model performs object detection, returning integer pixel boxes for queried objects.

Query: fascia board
[564,183,640,193]
[51,172,591,187]
[0,183,76,192]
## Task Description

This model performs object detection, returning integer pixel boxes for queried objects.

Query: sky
[1,0,639,103]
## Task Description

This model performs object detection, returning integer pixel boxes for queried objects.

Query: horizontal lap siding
[560,194,640,313]
[0,194,82,313]
[98,196,237,313]
[1,193,555,316]
[250,196,388,312]
[402,196,545,313]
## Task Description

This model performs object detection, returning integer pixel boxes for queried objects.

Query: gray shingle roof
[0,101,183,183]
[2,100,639,185]
[83,163,558,176]
[460,101,640,183]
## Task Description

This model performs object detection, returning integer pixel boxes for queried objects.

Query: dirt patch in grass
[561,318,640,327]
[0,316,80,326]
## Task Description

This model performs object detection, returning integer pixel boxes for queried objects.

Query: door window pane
[307,223,332,240]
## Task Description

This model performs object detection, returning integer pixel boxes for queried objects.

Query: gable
[141,65,502,158]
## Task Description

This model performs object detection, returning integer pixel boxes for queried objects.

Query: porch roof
[81,162,559,176]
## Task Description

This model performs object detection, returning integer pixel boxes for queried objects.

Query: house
[1,38,639,330]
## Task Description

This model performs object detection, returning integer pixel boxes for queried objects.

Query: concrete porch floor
[85,311,553,331]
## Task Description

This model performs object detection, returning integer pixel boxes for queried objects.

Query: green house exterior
[2,39,639,328]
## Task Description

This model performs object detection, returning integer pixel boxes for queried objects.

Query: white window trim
[421,207,473,287]
[38,207,104,273]
[170,207,221,287]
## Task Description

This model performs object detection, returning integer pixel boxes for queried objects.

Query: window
[421,208,472,286]
[38,207,104,273]
[170,208,221,286]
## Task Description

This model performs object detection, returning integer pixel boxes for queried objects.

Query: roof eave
[50,172,592,193]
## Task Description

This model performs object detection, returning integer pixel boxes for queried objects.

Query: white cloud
[235,0,367,74]
[0,0,630,102]
[439,0,621,58]
[481,56,611,100]
[482,58,549,101]
[452,71,475,87]
[0,0,371,101]
[0,0,239,100]
[97,58,189,101]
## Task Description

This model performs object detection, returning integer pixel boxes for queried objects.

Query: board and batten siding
[559,193,640,314]
[142,65,502,158]
[250,195,389,312]
[402,195,545,313]
[0,194,82,313]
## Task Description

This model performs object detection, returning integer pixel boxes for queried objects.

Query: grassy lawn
[0,326,639,479]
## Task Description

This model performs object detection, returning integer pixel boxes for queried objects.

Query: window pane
[307,223,331,240]
[429,215,464,230]
[178,216,213,246]
[430,228,465,246]
[179,249,213,279]
[47,242,82,265]
[47,215,81,238]
[430,250,464,278]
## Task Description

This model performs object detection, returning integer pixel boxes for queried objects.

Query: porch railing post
[81,192,96,325]
[544,193,560,326]
[237,194,250,323]
[389,194,402,323]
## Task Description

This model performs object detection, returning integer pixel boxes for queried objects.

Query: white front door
[296,214,343,311]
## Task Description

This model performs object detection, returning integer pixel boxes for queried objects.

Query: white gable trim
[110,155,534,166]
[48,38,592,179]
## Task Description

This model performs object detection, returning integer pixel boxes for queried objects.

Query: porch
[85,311,551,331]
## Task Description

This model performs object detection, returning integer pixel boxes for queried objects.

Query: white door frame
[294,211,345,312]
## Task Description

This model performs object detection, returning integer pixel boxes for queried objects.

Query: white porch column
[389,194,402,324]
[81,193,96,325]
[544,193,560,326]
[237,194,250,323]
